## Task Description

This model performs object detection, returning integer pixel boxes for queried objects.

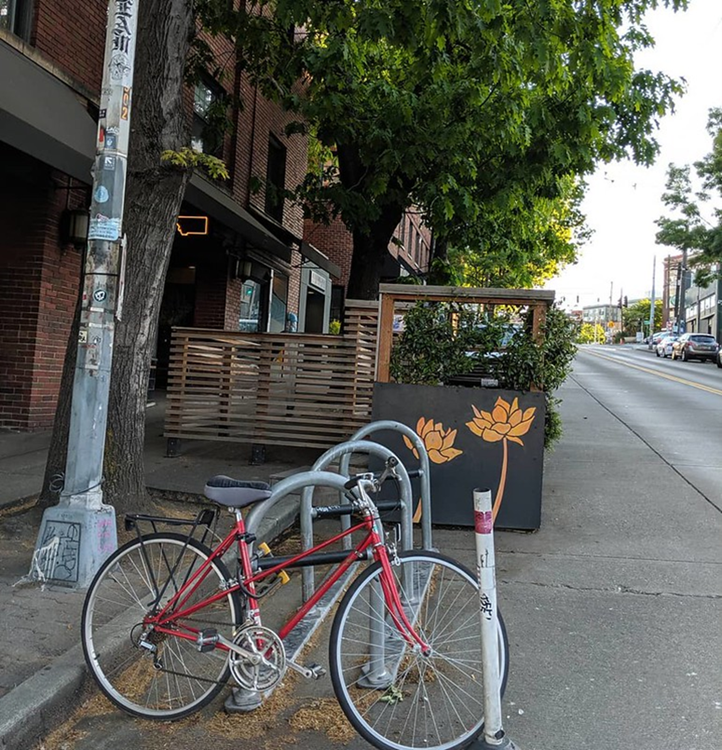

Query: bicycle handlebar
[343,461,421,491]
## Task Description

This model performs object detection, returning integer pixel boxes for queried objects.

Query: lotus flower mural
[403,417,462,521]
[403,417,463,465]
[466,396,536,521]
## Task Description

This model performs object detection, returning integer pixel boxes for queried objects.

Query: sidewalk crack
[501,579,722,599]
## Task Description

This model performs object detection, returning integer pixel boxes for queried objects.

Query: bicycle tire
[329,551,509,750]
[82,532,241,720]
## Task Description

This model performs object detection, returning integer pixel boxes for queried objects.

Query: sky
[544,0,722,310]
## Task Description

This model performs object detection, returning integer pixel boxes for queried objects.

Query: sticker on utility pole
[88,214,121,241]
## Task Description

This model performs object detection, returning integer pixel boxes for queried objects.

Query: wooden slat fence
[164,301,379,449]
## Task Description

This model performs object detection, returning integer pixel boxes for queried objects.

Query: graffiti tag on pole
[110,0,135,83]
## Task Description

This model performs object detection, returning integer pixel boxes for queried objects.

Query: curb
[0,641,88,750]
[0,497,300,750]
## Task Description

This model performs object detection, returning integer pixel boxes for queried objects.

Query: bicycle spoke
[82,535,237,720]
[331,552,508,750]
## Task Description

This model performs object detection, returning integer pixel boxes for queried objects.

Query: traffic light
[623,295,628,308]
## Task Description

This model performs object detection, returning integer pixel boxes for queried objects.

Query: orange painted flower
[466,397,536,446]
[403,416,463,464]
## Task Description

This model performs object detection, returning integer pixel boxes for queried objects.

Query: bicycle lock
[471,488,521,750]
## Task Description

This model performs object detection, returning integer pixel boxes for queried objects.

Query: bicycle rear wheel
[82,533,241,720]
[329,551,509,750]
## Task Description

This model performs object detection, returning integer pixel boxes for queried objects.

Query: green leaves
[390,301,578,448]
[656,109,722,282]
[160,148,230,180]
[196,0,690,296]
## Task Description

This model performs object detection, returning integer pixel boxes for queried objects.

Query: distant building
[582,303,622,330]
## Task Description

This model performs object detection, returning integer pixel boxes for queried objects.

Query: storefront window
[239,280,263,332]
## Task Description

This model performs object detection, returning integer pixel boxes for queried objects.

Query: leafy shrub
[389,302,577,449]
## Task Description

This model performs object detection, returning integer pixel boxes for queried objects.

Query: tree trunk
[337,142,406,300]
[347,204,404,299]
[427,236,452,285]
[41,0,194,515]
[39,286,82,506]
[103,0,194,514]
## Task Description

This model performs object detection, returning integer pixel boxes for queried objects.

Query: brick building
[304,210,433,325]
[0,4,339,430]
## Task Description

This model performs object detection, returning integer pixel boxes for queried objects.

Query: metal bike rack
[299,440,414,602]
[340,422,435,691]
[245,470,351,546]
[343,420,433,552]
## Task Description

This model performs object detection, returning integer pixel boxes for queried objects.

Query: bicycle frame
[144,503,428,655]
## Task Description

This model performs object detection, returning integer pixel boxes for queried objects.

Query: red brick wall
[33,0,105,95]
[236,79,308,241]
[0,148,81,429]
[303,216,354,289]
[193,259,229,329]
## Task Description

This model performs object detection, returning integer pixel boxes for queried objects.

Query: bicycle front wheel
[82,533,241,720]
[329,551,509,750]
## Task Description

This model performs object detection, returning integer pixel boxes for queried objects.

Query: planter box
[371,382,545,530]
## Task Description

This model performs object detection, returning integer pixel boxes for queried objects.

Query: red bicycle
[81,466,509,750]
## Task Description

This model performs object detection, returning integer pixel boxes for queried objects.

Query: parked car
[670,333,720,362]
[655,334,678,358]
[647,331,669,351]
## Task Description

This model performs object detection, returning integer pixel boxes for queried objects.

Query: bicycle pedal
[307,663,326,679]
[196,628,219,652]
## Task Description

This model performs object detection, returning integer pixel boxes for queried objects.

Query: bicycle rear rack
[124,507,217,548]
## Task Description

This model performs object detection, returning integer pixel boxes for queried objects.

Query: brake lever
[374,456,399,490]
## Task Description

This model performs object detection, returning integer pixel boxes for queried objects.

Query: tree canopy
[200,0,687,297]
[656,108,722,285]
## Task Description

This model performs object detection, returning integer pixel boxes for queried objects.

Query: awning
[0,40,325,271]
[0,41,96,182]
[299,241,341,278]
[185,175,292,263]
[245,205,341,277]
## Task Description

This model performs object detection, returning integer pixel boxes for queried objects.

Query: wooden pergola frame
[376,284,556,383]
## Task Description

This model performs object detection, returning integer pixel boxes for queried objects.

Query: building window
[265,134,287,222]
[239,279,263,332]
[1,0,33,40]
[191,79,225,157]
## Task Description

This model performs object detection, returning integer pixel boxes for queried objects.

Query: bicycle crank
[229,625,286,692]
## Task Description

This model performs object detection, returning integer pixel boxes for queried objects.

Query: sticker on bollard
[471,487,522,750]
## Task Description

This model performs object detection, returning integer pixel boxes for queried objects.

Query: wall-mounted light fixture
[239,260,253,281]
[231,257,254,281]
[60,208,90,250]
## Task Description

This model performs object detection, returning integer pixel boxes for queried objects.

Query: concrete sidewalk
[1,377,721,750]
[0,395,323,748]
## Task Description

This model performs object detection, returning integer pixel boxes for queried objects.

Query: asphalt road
[574,344,722,511]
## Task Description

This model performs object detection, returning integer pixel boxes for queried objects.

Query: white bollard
[470,488,521,750]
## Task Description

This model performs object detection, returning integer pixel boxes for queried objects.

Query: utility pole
[31,0,139,589]
[648,256,656,337]
[678,248,688,334]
